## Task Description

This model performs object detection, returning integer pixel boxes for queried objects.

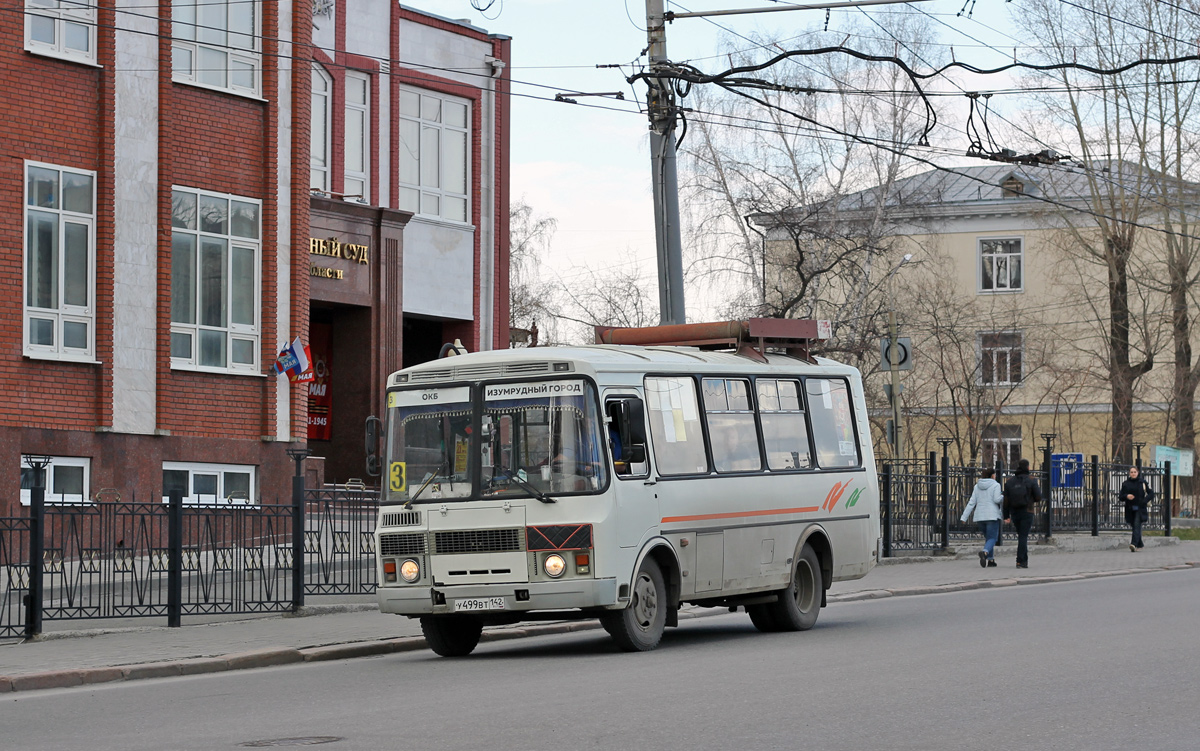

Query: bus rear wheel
[601,557,667,652]
[420,615,483,657]
[766,543,822,631]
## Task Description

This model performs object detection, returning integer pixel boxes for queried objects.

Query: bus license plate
[454,597,506,612]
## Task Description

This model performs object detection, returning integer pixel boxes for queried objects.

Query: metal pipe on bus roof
[595,321,748,346]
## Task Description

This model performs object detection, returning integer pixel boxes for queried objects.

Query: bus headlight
[400,559,421,583]
[544,553,566,578]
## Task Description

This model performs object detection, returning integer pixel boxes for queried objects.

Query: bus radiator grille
[380,511,421,527]
[434,528,524,554]
[378,533,427,556]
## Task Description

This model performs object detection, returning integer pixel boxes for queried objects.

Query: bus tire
[600,557,667,651]
[767,543,822,631]
[747,603,778,633]
[420,615,483,657]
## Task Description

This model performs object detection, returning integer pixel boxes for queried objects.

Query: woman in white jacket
[961,468,1004,567]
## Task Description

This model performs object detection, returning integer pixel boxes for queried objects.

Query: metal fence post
[940,453,950,551]
[927,451,937,538]
[1041,447,1053,541]
[292,474,306,610]
[995,459,1005,547]
[24,465,47,639]
[1164,461,1172,537]
[167,488,182,628]
[1090,455,1100,537]
[881,463,892,558]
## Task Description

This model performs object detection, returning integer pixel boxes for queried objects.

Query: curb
[2,561,1196,694]
[828,561,1197,603]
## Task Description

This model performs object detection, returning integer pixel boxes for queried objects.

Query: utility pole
[645,0,687,326]
[641,0,931,327]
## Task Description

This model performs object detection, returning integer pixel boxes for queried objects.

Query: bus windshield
[385,385,474,503]
[482,379,608,499]
[383,379,608,504]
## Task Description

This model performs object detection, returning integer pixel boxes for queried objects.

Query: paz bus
[368,319,879,655]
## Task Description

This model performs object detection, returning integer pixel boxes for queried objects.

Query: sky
[400,0,1024,323]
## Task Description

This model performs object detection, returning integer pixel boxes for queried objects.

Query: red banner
[307,322,332,441]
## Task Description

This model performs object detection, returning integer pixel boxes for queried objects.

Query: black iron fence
[1,481,382,640]
[881,453,1174,557]
[302,487,379,595]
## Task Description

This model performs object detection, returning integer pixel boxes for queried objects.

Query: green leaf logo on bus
[822,481,863,511]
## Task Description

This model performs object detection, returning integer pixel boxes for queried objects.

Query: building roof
[830,160,1200,215]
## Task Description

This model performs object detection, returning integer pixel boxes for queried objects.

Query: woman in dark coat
[1119,466,1154,552]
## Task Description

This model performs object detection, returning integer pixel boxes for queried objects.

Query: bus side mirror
[365,415,382,477]
[625,444,647,463]
[622,399,648,446]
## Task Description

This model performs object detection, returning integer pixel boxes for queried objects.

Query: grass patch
[1145,528,1200,541]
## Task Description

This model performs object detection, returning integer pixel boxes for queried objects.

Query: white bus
[370,320,879,656]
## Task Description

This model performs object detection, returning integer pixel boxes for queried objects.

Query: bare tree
[552,255,658,344]
[677,13,944,371]
[508,198,560,345]
[901,248,1054,465]
[1012,0,1200,464]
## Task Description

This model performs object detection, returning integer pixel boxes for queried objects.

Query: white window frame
[162,461,257,506]
[981,426,1022,470]
[171,0,262,98]
[311,64,332,192]
[23,160,97,362]
[978,236,1023,293]
[24,0,97,65]
[21,456,91,506]
[978,331,1023,386]
[397,86,471,224]
[343,70,371,203]
[170,186,261,375]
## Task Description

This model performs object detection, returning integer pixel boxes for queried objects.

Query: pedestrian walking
[961,467,1003,567]
[1002,458,1042,569]
[1119,465,1154,552]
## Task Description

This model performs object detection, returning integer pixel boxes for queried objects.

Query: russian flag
[272,337,313,382]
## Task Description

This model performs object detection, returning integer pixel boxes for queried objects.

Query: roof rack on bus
[593,318,830,364]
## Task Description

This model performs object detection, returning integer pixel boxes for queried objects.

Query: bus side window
[758,378,811,470]
[644,376,708,475]
[805,378,861,468]
[703,378,762,473]
[606,398,649,477]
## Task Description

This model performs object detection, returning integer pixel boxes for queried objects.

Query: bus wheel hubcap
[632,573,657,629]
[795,561,815,612]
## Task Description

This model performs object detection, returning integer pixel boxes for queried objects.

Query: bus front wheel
[767,543,822,631]
[420,615,483,657]
[601,557,667,652]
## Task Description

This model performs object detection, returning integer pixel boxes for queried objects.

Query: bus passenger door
[605,395,657,548]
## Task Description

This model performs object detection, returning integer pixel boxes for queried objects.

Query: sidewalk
[2,535,1197,693]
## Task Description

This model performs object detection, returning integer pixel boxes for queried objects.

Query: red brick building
[3,2,510,509]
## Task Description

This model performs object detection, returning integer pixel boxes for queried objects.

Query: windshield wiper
[404,457,448,510]
[511,471,556,504]
[485,469,555,504]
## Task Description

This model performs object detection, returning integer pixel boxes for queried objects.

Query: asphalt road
[7,568,1199,751]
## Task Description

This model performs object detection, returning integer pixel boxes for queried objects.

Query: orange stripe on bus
[661,506,821,523]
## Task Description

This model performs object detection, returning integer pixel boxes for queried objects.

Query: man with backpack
[1002,458,1042,569]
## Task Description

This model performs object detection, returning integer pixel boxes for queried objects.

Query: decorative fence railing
[881,453,1173,556]
[302,487,379,595]
[1,482,382,640]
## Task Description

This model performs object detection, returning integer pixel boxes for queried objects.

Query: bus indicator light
[383,559,397,583]
[575,553,590,575]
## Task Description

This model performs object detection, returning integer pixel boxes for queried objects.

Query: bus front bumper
[377,577,620,616]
